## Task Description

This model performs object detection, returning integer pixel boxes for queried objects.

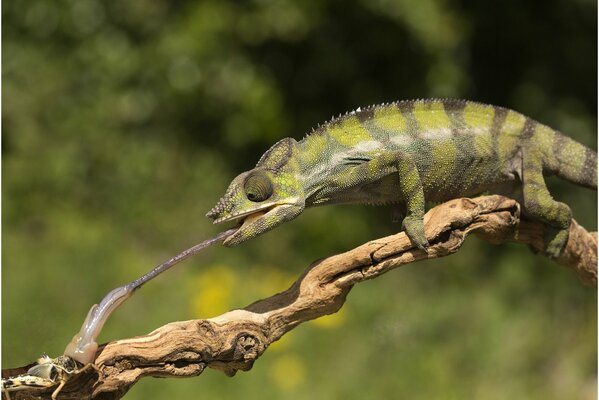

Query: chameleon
[207,99,597,257]
[3,99,596,397]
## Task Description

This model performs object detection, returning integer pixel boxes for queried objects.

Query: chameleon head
[207,138,305,246]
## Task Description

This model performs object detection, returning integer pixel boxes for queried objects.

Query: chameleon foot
[402,216,429,251]
[544,228,569,259]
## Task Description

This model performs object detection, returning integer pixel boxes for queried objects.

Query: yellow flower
[312,307,347,329]
[190,264,235,318]
[253,265,296,298]
[269,354,306,390]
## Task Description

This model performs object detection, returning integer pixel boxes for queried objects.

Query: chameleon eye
[244,172,273,202]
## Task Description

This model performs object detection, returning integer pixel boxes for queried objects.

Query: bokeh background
[3,0,597,399]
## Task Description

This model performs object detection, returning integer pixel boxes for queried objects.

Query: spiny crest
[305,98,475,139]
[256,137,296,171]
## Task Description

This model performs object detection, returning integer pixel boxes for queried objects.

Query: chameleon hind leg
[330,151,428,250]
[521,150,572,258]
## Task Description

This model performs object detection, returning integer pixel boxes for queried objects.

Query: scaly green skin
[207,99,597,257]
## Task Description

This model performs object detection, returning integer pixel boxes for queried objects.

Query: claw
[401,216,429,251]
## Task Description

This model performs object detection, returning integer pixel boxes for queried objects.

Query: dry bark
[4,195,597,400]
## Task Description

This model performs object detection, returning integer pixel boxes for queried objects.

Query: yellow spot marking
[503,110,526,132]
[463,103,494,131]
[544,202,558,220]
[328,115,372,147]
[474,133,492,154]
[299,134,327,166]
[373,106,407,132]
[532,124,555,150]
[368,157,380,178]
[413,101,450,132]
[423,141,457,187]
[562,139,586,178]
[525,170,544,184]
[498,111,525,161]
[400,166,420,193]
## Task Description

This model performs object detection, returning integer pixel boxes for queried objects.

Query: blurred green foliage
[3,0,597,398]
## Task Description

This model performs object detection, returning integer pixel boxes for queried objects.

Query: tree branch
[5,195,597,400]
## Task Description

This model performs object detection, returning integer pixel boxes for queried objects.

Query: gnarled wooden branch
[5,195,597,400]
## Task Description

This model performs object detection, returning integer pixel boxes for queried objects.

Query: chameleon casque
[208,99,597,257]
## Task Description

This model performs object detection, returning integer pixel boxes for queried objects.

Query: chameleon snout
[206,194,234,220]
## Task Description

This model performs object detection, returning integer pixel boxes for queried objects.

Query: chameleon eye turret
[244,172,274,202]
[207,138,308,246]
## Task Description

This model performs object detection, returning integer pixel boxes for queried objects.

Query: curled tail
[543,131,597,190]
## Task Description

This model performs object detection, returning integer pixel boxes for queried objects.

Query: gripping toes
[544,228,569,259]
[402,216,429,251]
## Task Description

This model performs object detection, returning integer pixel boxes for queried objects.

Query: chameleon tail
[543,131,597,190]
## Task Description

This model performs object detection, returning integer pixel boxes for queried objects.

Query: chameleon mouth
[220,201,304,246]
[240,210,267,229]
[212,204,278,225]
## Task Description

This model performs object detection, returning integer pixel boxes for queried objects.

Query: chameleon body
[207,99,597,257]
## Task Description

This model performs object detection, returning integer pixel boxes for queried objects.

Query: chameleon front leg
[394,154,428,250]
[324,151,429,250]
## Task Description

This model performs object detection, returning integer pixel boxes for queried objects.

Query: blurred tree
[3,0,596,399]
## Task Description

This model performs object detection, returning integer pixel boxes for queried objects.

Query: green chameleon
[2,99,596,399]
[207,99,597,257]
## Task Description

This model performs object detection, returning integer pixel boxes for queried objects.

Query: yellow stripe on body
[531,124,555,148]
[412,101,451,134]
[497,111,526,162]
[463,103,495,132]
[298,134,327,166]
[328,115,373,147]
[422,140,457,188]
[373,106,407,132]
[560,136,586,179]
